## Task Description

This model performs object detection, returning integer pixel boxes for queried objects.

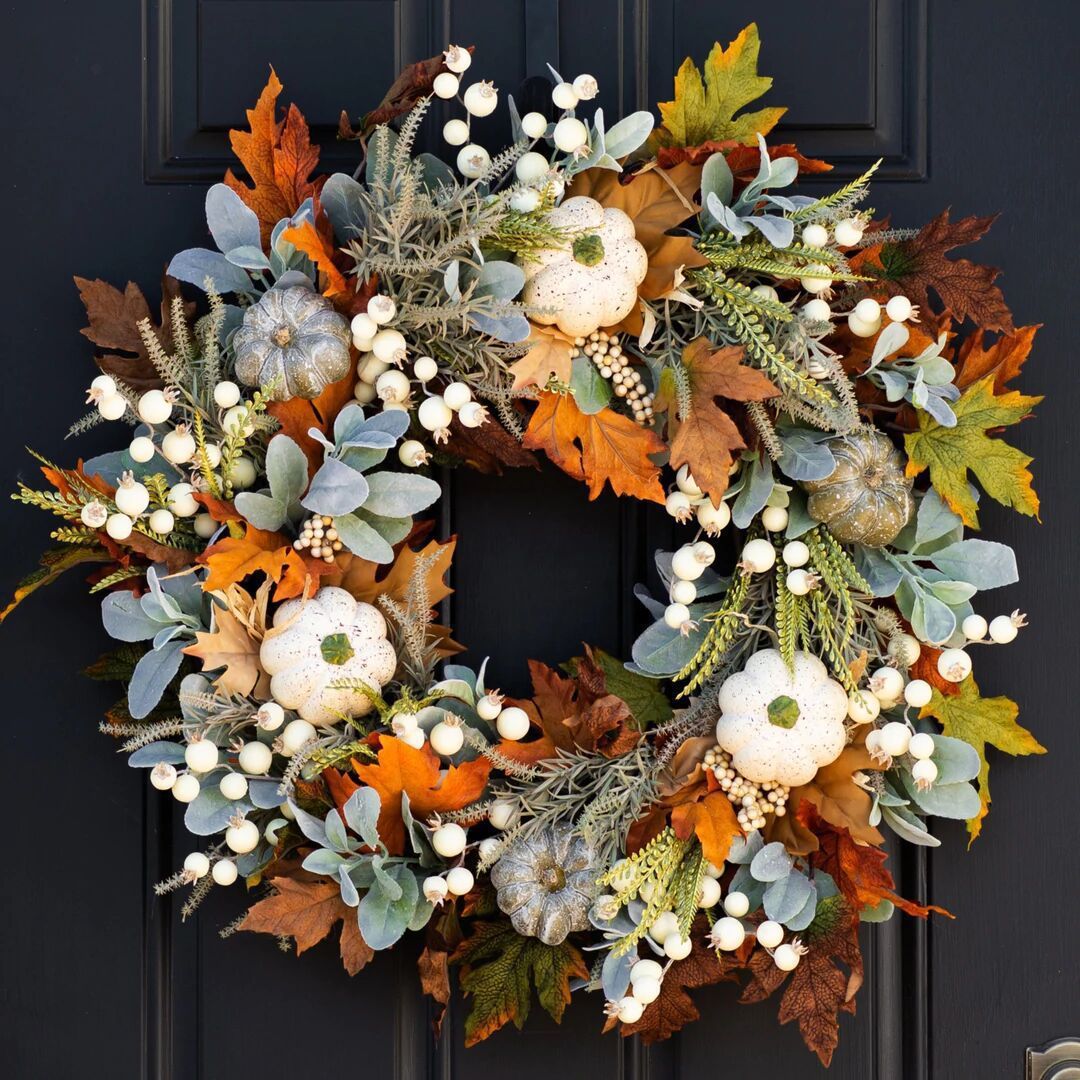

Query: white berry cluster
[705,745,790,829]
[292,514,344,564]
[422,820,475,903]
[83,374,256,542]
[664,466,733,534]
[351,293,488,448]
[575,331,655,423]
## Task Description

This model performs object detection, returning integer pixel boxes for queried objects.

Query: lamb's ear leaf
[332,513,395,563]
[234,491,288,532]
[301,457,370,516]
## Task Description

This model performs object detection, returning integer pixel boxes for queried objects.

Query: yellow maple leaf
[920,676,1045,843]
[904,374,1042,528]
[509,325,576,390]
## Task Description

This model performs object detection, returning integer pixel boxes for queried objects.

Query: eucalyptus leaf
[319,172,367,240]
[358,864,419,950]
[185,784,254,836]
[333,513,395,563]
[128,641,185,719]
[302,849,349,875]
[102,592,162,641]
[928,734,981,784]
[128,741,187,767]
[289,800,329,847]
[601,948,635,1000]
[167,248,254,296]
[233,491,288,532]
[763,869,815,924]
[603,111,654,159]
[205,183,262,253]
[927,539,1018,590]
[570,354,612,414]
[881,804,941,847]
[343,787,382,849]
[750,841,793,882]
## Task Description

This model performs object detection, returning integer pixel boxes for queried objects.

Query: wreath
[6,25,1046,1066]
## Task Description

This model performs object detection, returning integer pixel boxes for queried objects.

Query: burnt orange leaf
[509,324,577,390]
[347,737,491,855]
[568,163,707,299]
[417,945,452,1036]
[240,875,372,976]
[851,210,1014,332]
[443,410,539,475]
[523,391,666,503]
[223,69,321,248]
[954,324,1039,392]
[198,524,294,592]
[280,219,347,296]
[660,339,779,506]
[670,790,741,867]
[193,492,242,523]
[657,140,831,179]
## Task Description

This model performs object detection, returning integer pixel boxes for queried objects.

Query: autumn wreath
[6,25,1046,1067]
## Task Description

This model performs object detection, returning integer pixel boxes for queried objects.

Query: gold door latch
[1028,1039,1080,1079]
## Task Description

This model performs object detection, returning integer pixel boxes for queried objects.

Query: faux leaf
[919,676,1045,842]
[340,737,491,855]
[183,602,269,698]
[451,920,588,1046]
[239,874,373,975]
[855,210,1014,332]
[655,25,786,149]
[660,339,779,505]
[904,374,1041,527]
[670,791,741,867]
[223,69,321,248]
[509,324,577,391]
[954,324,1039,392]
[198,524,300,594]
[523,391,666,503]
[280,219,347,296]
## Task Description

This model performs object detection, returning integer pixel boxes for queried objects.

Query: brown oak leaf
[522,391,666,503]
[657,339,779,506]
[851,210,1014,332]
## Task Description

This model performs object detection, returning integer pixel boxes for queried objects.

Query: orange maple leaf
[198,524,296,592]
[280,219,347,296]
[523,391,666,503]
[954,324,1040,393]
[670,790,742,868]
[223,69,322,249]
[333,737,491,855]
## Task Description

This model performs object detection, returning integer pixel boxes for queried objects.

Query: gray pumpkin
[489,825,598,945]
[803,428,914,547]
[233,285,351,401]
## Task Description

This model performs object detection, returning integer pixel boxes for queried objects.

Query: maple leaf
[417,944,452,1037]
[657,140,831,178]
[855,210,1015,332]
[183,584,271,698]
[267,352,359,477]
[617,915,741,1042]
[653,25,786,150]
[509,324,577,390]
[919,676,1045,842]
[568,163,706,299]
[798,803,950,921]
[224,69,321,248]
[345,736,491,854]
[954,324,1040,392]
[74,275,192,391]
[239,875,374,975]
[198,524,297,593]
[659,339,779,506]
[523,391,666,503]
[451,919,588,1046]
[904,374,1042,528]
[443,410,539,475]
[280,219,347,296]
[670,790,742,867]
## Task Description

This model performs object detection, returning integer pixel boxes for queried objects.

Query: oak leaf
[346,736,491,855]
[903,374,1042,528]
[509,324,577,390]
[239,875,374,975]
[568,163,706,299]
[653,25,786,150]
[852,210,1014,332]
[919,676,1045,842]
[451,919,588,1046]
[523,391,666,502]
[198,524,295,593]
[659,339,779,506]
[798,802,950,921]
[183,583,271,698]
[224,69,321,248]
[617,915,742,1042]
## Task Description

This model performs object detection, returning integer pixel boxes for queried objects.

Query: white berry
[802,223,829,247]
[510,187,541,213]
[663,933,693,960]
[962,614,989,641]
[445,866,474,896]
[442,381,472,410]
[167,482,198,516]
[150,762,177,790]
[376,369,410,403]
[572,73,598,100]
[281,718,316,756]
[616,996,643,1024]
[630,958,663,984]
[847,311,882,337]
[521,111,548,139]
[219,773,249,800]
[97,394,128,420]
[847,690,881,724]
[665,491,692,520]
[105,512,133,540]
[458,401,488,428]
[432,822,467,858]
[802,298,832,322]
[936,648,972,683]
[553,117,588,153]
[773,944,801,971]
[670,579,697,606]
[631,976,661,1004]
[413,356,438,383]
[785,569,813,596]
[515,151,550,184]
[496,706,531,741]
[228,456,257,490]
[907,732,935,760]
[885,295,913,322]
[664,603,691,630]
[430,719,465,757]
[675,464,701,497]
[800,266,833,293]
[903,679,933,708]
[647,911,679,943]
[476,693,503,722]
[879,721,912,757]
[399,440,430,468]
[551,82,579,110]
[256,701,286,731]
[184,738,219,773]
[225,818,260,854]
[854,298,882,323]
[171,774,201,803]
[740,538,776,573]
[713,916,746,951]
[723,891,750,918]
[350,312,378,341]
[418,395,453,434]
[834,218,864,247]
[869,666,905,705]
[138,389,173,425]
[115,475,150,517]
[698,876,722,909]
[184,852,210,878]
[751,284,779,303]
[148,509,175,536]
[488,799,517,830]
[432,71,459,99]
[911,758,939,786]
[782,540,810,568]
[761,505,788,532]
[194,513,217,539]
[696,500,731,535]
[423,875,449,903]
[213,380,242,408]
[463,81,498,117]
[129,436,156,463]
[212,859,238,886]
[755,919,784,949]
[443,45,471,74]
[988,614,1019,644]
[222,405,254,437]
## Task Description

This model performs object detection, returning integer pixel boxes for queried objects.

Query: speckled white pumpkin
[260,586,397,724]
[520,196,648,337]
[715,649,848,787]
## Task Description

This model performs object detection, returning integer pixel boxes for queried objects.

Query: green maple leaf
[452,920,588,1046]
[904,374,1042,528]
[920,676,1045,843]
[656,23,786,148]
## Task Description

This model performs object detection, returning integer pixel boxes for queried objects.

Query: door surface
[1,2,1077,1078]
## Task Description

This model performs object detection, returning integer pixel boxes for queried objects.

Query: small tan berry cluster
[292,514,343,563]
[703,745,790,830]
[573,331,654,424]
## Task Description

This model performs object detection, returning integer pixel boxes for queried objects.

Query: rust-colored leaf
[523,391,666,503]
[953,324,1040,393]
[657,140,831,180]
[280,218,347,296]
[670,790,742,867]
[198,524,295,593]
[509,325,577,391]
[442,410,539,475]
[223,69,322,248]
[418,945,452,1037]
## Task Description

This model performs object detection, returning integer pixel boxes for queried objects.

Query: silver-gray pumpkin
[489,825,598,945]
[233,285,351,401]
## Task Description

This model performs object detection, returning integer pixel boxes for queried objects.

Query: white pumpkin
[260,586,397,724]
[715,649,848,787]
[520,196,648,337]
